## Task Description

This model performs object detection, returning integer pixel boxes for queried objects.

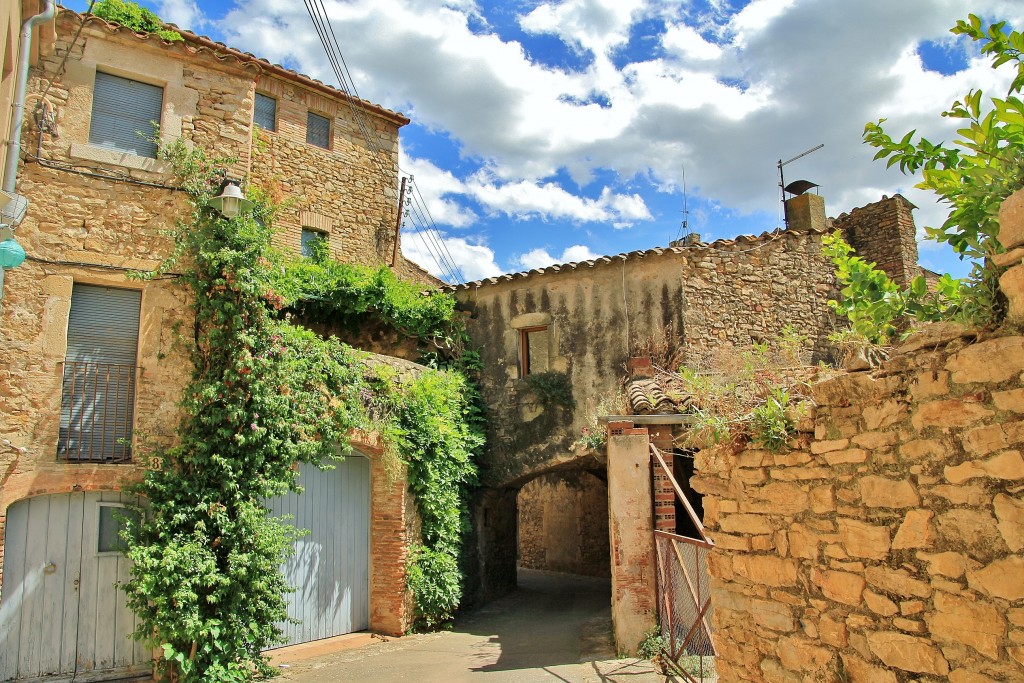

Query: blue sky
[65,0,1024,282]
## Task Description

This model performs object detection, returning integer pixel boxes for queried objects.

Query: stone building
[453,192,925,652]
[0,9,430,681]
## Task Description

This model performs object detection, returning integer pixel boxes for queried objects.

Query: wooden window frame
[518,325,548,378]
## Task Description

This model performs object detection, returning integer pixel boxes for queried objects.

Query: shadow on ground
[273,568,675,682]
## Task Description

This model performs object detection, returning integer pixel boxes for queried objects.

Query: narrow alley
[269,570,671,683]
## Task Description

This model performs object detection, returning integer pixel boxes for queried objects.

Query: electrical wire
[27,255,182,279]
[302,0,465,283]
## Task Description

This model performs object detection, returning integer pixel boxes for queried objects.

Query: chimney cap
[784,179,819,196]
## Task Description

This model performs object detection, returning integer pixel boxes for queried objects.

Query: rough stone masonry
[692,189,1024,682]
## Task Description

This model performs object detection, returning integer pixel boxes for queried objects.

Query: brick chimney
[785,193,827,233]
[833,195,920,287]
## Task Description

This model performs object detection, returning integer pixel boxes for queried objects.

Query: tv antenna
[676,168,690,242]
[778,143,823,228]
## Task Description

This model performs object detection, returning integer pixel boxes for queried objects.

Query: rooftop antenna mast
[676,167,691,242]
[778,143,823,228]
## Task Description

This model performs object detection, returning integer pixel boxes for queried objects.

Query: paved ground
[268,569,674,683]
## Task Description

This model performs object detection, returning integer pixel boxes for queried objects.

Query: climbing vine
[121,141,481,680]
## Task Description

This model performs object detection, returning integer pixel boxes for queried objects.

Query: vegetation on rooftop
[93,0,184,42]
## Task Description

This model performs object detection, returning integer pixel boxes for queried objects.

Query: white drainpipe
[3,0,56,193]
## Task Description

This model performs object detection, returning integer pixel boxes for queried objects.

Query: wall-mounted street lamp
[208,182,254,219]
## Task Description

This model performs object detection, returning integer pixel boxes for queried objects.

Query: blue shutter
[89,72,163,158]
[59,285,142,462]
[254,93,277,131]
[306,112,331,148]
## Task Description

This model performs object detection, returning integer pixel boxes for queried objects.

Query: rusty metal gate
[651,444,718,682]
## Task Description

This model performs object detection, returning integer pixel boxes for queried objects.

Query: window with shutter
[254,93,277,131]
[88,72,163,158]
[307,111,331,149]
[59,284,142,463]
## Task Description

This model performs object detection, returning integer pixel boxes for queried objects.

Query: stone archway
[466,450,609,605]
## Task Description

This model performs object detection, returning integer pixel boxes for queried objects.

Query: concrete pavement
[267,569,674,683]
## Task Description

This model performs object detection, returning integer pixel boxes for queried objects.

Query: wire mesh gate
[651,445,718,682]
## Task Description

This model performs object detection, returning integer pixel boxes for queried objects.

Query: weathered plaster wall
[455,227,839,490]
[517,470,610,577]
[693,329,1024,682]
[607,427,658,655]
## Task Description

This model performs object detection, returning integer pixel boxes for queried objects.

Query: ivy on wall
[122,141,481,680]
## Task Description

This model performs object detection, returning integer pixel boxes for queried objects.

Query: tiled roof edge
[447,225,826,291]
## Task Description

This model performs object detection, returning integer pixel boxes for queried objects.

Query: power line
[405,177,463,281]
[302,0,465,283]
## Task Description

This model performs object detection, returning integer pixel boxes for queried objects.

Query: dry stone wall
[694,326,1024,682]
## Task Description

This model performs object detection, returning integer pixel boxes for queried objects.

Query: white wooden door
[266,456,371,647]
[0,492,149,682]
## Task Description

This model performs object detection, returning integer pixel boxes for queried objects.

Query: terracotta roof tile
[449,225,827,290]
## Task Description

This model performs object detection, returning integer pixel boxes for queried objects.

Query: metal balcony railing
[58,361,138,463]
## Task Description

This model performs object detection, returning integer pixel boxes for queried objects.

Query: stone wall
[693,329,1024,682]
[834,195,921,287]
[517,470,610,577]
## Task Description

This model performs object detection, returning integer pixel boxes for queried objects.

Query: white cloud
[401,232,502,282]
[519,0,646,55]
[216,0,1024,273]
[158,0,204,30]
[560,244,600,262]
[662,24,723,62]
[515,244,600,270]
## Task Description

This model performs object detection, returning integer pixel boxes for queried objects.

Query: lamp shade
[208,182,254,219]
[0,238,26,268]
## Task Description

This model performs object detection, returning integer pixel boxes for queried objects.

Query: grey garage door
[0,492,149,682]
[266,456,371,647]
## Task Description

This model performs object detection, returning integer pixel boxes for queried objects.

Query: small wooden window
[306,111,331,149]
[254,93,277,131]
[519,326,549,377]
[97,504,139,554]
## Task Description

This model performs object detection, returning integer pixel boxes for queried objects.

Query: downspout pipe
[4,0,56,193]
